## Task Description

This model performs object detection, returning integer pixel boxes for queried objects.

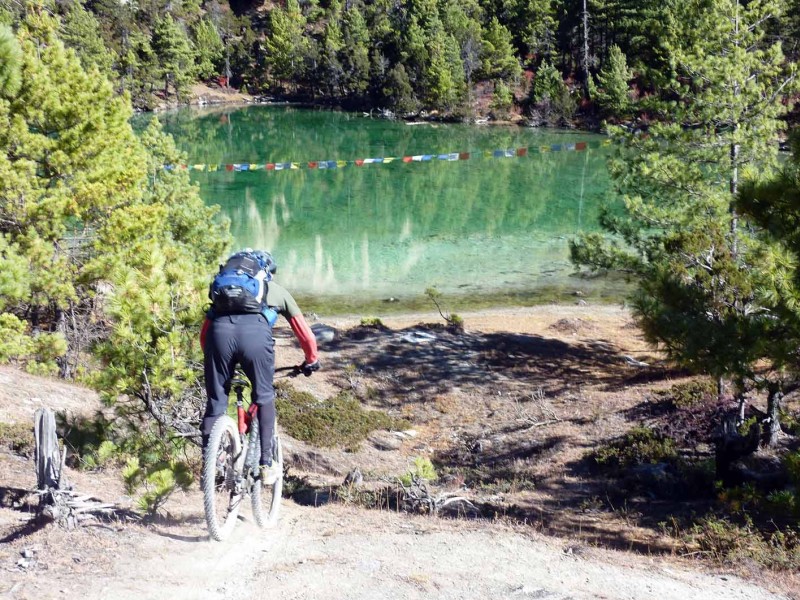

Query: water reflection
[152,106,620,310]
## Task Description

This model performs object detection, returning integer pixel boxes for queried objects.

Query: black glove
[300,360,320,377]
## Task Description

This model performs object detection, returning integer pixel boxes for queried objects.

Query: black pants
[202,313,276,465]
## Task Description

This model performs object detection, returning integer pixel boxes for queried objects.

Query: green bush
[489,80,514,119]
[275,382,408,449]
[0,422,34,457]
[399,456,438,486]
[0,313,67,375]
[685,516,800,571]
[591,426,677,471]
[360,317,385,328]
[0,313,32,363]
[653,379,717,408]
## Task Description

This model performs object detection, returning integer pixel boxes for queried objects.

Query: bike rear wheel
[250,418,283,528]
[203,416,243,541]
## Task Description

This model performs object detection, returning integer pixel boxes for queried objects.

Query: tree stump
[32,408,121,528]
[34,407,65,492]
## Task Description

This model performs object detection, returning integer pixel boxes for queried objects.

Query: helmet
[252,250,277,275]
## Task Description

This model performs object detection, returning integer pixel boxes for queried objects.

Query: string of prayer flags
[165,139,610,172]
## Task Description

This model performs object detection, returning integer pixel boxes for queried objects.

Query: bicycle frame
[231,377,259,435]
[229,377,260,478]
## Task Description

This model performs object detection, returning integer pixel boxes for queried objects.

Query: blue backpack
[209,252,268,315]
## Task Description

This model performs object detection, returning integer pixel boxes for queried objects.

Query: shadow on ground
[309,323,676,404]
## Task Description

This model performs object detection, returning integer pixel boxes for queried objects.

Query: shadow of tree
[319,324,673,406]
[0,486,47,543]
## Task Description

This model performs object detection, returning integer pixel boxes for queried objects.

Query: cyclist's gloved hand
[300,360,320,377]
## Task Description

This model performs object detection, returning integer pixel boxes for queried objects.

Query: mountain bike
[202,370,288,541]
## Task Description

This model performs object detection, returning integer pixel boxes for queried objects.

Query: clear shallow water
[151,105,622,314]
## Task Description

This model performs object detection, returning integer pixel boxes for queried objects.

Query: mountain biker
[200,249,320,485]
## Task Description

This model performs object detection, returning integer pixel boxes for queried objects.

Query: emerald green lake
[153,105,620,314]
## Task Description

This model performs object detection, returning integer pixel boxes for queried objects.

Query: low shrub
[591,426,678,471]
[0,422,34,457]
[399,456,438,486]
[359,317,385,328]
[275,382,408,449]
[682,515,800,571]
[653,379,717,409]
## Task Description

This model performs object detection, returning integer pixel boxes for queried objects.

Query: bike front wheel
[203,415,243,541]
[250,418,283,528]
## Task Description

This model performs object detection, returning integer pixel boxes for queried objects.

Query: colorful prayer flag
[170,139,605,174]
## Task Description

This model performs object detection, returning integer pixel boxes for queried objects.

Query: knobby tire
[203,416,242,541]
[250,417,283,528]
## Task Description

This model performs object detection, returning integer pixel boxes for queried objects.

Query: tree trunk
[582,0,591,97]
[766,383,783,447]
[715,412,759,486]
[34,408,64,493]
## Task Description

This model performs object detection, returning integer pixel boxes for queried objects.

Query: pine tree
[518,0,559,58]
[0,24,21,98]
[481,17,521,83]
[60,0,114,76]
[264,0,308,92]
[0,10,229,400]
[383,62,417,113]
[152,14,196,101]
[0,11,148,372]
[192,17,223,80]
[423,27,464,110]
[341,6,370,97]
[737,131,800,445]
[320,1,344,96]
[591,43,631,117]
[571,0,797,395]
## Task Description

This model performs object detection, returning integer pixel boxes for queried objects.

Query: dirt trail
[5,499,785,600]
[5,501,786,600]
